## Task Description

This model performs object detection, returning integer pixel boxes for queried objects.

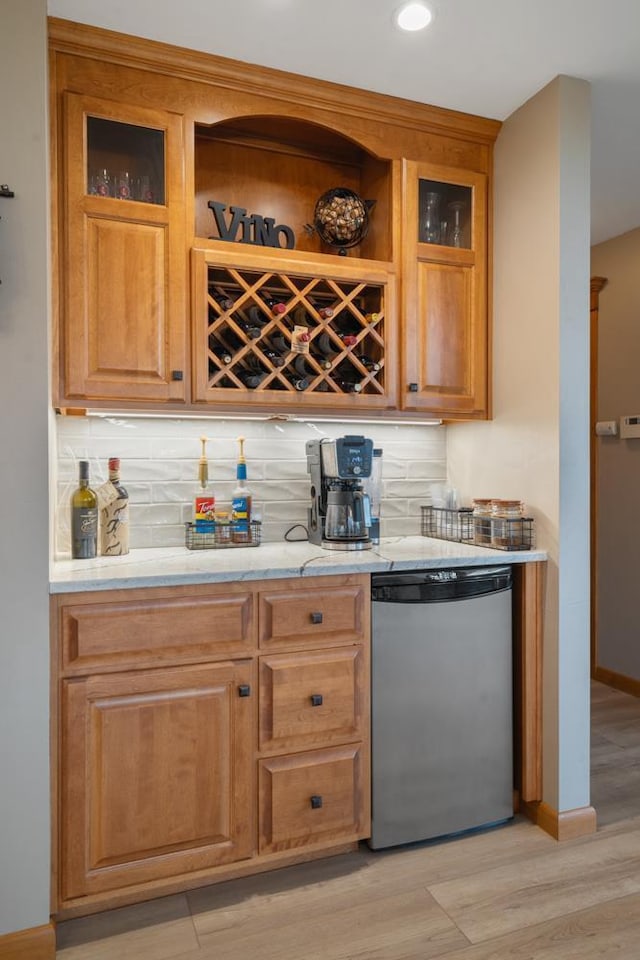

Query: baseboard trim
[0,923,56,960]
[593,665,640,698]
[521,800,597,841]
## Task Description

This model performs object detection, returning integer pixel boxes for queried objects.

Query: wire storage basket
[421,506,474,543]
[421,505,534,551]
[185,520,262,550]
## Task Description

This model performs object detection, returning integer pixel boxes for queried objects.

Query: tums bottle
[71,460,98,558]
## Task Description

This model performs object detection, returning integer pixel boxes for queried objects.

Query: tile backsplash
[54,415,446,555]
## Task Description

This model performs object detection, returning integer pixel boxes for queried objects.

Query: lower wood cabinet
[60,660,254,900]
[52,574,370,916]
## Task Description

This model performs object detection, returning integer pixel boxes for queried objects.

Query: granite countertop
[50,537,547,593]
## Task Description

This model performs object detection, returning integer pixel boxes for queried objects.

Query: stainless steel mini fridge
[369,566,513,849]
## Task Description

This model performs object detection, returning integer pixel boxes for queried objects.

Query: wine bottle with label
[99,458,129,556]
[71,460,98,558]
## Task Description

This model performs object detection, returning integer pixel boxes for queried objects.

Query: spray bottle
[194,436,215,532]
[231,436,252,543]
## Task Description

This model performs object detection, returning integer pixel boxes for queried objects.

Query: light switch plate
[595,420,618,437]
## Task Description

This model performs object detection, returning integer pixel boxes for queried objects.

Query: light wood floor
[56,680,640,959]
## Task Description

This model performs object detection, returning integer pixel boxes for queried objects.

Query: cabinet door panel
[259,744,368,853]
[61,93,186,403]
[84,217,167,383]
[259,646,366,753]
[402,160,488,418]
[60,661,254,900]
[417,260,474,398]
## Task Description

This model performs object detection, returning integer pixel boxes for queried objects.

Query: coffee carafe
[325,488,370,542]
[306,436,374,551]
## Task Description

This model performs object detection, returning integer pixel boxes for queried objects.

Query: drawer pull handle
[310,795,323,809]
[310,611,323,624]
[310,694,323,707]
[408,382,419,392]
[238,684,251,698]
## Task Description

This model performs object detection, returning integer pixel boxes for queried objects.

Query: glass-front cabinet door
[60,94,186,404]
[402,161,488,418]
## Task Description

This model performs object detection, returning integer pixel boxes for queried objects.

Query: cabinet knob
[310,694,323,707]
[238,684,251,697]
[171,369,184,381]
[408,382,419,392]
[310,611,323,624]
[310,795,323,809]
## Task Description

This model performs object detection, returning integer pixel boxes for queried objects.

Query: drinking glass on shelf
[115,170,132,200]
[448,200,466,248]
[94,168,112,197]
[423,191,441,244]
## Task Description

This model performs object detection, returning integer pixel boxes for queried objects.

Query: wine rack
[192,248,394,409]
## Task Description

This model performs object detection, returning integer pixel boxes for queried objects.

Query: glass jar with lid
[490,500,524,549]
[472,498,493,545]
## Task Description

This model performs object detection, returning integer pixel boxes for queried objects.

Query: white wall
[0,0,51,936]
[54,416,446,553]
[591,228,640,679]
[447,75,591,814]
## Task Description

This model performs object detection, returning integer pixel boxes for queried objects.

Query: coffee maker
[306,435,373,550]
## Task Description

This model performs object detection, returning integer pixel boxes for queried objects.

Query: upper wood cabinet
[59,94,187,404]
[50,20,499,418]
[401,161,489,418]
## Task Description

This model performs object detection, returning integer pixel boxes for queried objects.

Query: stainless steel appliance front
[369,566,513,849]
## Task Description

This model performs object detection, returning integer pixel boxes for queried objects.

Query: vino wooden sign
[208,201,295,249]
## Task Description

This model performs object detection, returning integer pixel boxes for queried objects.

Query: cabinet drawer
[259,583,366,651]
[60,591,254,674]
[259,647,366,753]
[259,744,368,854]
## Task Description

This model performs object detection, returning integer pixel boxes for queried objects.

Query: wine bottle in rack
[283,369,309,391]
[259,343,286,368]
[263,296,287,317]
[356,354,381,372]
[313,301,334,319]
[209,336,233,364]
[235,314,263,339]
[333,312,361,347]
[315,332,338,369]
[210,290,234,310]
[237,367,267,389]
[271,332,291,356]
[331,362,363,393]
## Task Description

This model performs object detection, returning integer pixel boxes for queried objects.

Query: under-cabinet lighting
[69,410,443,427]
[394,2,433,32]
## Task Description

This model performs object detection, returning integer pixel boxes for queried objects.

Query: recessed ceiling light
[395,2,433,31]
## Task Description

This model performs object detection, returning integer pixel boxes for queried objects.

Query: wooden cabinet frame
[50,19,500,418]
